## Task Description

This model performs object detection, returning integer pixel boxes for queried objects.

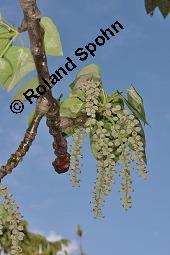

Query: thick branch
[19,0,53,105]
[19,0,71,173]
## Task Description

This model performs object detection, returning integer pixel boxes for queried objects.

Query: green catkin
[69,79,101,187]
[94,101,147,216]
[69,127,85,187]
[0,184,24,254]
[77,78,101,133]
[90,123,117,218]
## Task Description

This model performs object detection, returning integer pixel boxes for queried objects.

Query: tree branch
[0,111,43,179]
[19,0,71,174]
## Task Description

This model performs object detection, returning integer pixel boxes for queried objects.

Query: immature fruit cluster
[0,184,24,254]
[69,77,148,218]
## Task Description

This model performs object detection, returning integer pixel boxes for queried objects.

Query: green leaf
[0,57,13,85]
[70,63,101,91]
[76,63,101,80]
[14,76,39,103]
[28,109,36,126]
[0,16,19,57]
[117,86,149,125]
[0,16,18,33]
[40,16,63,56]
[127,86,148,125]
[1,45,35,91]
[0,26,13,55]
[60,96,84,118]
[69,64,103,102]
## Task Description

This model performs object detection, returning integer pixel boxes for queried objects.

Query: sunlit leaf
[14,76,39,103]
[76,63,101,80]
[0,27,13,55]
[0,57,13,85]
[0,16,19,56]
[1,45,35,91]
[127,85,148,125]
[40,16,63,56]
[117,87,149,125]
[69,63,103,102]
[0,16,17,33]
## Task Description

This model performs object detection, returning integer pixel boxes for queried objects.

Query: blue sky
[0,0,170,255]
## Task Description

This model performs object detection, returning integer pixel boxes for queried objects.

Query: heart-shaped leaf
[69,64,103,102]
[0,57,13,85]
[76,63,101,80]
[1,45,35,91]
[40,16,63,56]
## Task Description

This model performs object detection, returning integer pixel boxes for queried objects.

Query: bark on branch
[0,112,43,179]
[19,0,71,174]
